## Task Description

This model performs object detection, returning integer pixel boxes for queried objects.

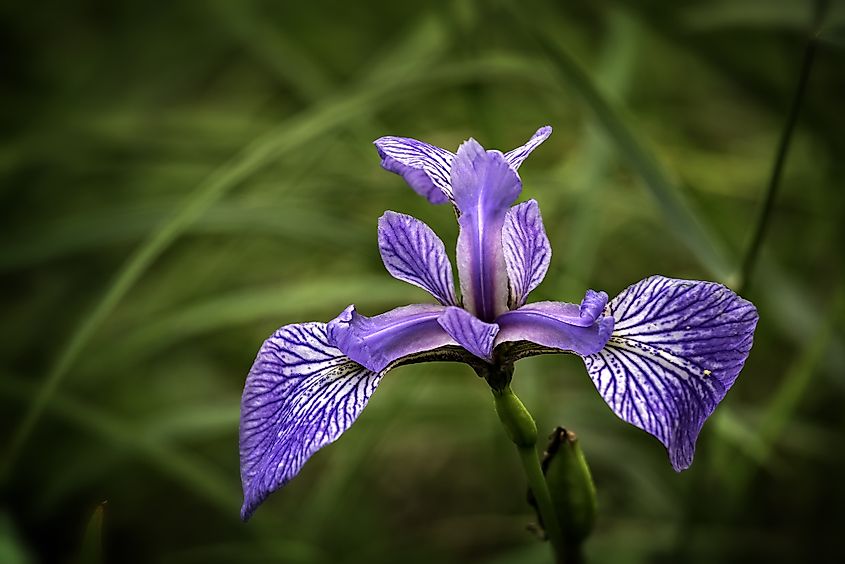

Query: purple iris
[239,126,758,520]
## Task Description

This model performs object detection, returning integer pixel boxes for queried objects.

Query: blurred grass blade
[0,513,32,564]
[0,374,314,560]
[727,286,844,490]
[560,10,640,296]
[208,0,334,102]
[710,409,768,465]
[680,0,815,31]
[2,12,451,476]
[0,374,240,515]
[86,276,425,371]
[74,503,105,564]
[208,0,391,155]
[506,1,733,281]
[0,200,368,271]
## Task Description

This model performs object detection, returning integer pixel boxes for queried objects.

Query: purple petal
[327,304,455,373]
[503,125,552,170]
[452,139,522,322]
[503,200,552,307]
[495,300,614,356]
[240,323,381,520]
[374,136,455,204]
[583,276,759,471]
[378,211,458,306]
[437,306,499,362]
[579,289,608,322]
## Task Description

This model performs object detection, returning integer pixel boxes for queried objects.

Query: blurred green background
[2,0,844,562]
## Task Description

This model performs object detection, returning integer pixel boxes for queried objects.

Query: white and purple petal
[437,306,499,362]
[378,211,458,306]
[503,125,552,170]
[373,136,455,204]
[503,200,552,308]
[452,139,522,322]
[327,304,455,374]
[495,300,614,357]
[584,276,758,471]
[240,323,381,520]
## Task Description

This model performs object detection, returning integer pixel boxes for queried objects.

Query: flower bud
[531,427,596,544]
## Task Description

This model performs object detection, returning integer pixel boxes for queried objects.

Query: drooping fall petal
[240,323,381,520]
[583,276,758,470]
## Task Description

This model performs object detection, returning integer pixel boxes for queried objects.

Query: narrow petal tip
[326,305,384,372]
[373,135,454,204]
[579,290,609,322]
[504,125,553,170]
[456,137,487,162]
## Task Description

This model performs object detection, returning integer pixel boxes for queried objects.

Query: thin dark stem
[673,4,829,560]
[738,0,827,294]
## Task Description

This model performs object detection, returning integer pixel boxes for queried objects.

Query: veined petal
[327,304,455,374]
[240,323,381,520]
[437,306,499,362]
[496,301,614,357]
[503,200,551,307]
[452,139,522,322]
[378,211,458,306]
[503,125,552,170]
[374,136,455,204]
[584,276,758,471]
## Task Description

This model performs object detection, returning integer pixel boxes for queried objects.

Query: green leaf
[74,503,105,564]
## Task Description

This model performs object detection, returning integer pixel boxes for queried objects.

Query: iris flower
[239,126,758,520]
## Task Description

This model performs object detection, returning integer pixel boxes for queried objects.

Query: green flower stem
[493,386,568,563]
[518,445,569,563]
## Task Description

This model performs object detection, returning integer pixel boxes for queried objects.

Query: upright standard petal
[374,136,455,204]
[503,125,552,170]
[437,306,499,362]
[503,200,552,308]
[378,211,458,306]
[496,300,614,357]
[327,304,456,374]
[240,323,381,520]
[583,276,758,471]
[452,139,522,322]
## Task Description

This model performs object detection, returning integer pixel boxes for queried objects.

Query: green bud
[493,387,538,448]
[531,427,596,544]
